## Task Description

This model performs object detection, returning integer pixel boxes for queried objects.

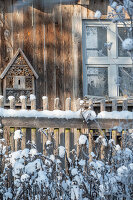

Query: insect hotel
[0,0,132,157]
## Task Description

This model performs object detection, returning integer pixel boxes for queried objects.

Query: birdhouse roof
[0,48,39,79]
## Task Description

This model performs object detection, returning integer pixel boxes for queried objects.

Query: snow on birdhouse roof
[0,48,39,79]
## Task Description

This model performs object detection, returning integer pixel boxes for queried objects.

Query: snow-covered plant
[0,128,133,199]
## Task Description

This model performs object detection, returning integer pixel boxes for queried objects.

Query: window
[82,20,132,98]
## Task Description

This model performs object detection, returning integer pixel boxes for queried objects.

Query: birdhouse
[0,48,38,104]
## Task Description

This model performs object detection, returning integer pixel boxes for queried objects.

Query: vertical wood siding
[0,0,108,109]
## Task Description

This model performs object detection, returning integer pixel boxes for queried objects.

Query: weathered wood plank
[2,117,87,128]
[2,117,133,129]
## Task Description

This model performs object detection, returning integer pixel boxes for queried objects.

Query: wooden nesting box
[0,48,38,104]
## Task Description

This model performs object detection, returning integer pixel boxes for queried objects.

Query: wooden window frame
[82,20,132,98]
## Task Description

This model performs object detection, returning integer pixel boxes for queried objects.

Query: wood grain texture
[2,117,133,129]
[0,1,110,110]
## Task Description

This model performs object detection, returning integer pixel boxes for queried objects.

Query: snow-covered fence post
[112,99,117,111]
[100,99,105,112]
[88,98,93,110]
[54,97,60,110]
[8,96,15,109]
[65,97,71,110]
[30,94,36,110]
[0,95,4,108]
[42,96,48,110]
[89,130,93,162]
[122,99,128,110]
[20,96,27,109]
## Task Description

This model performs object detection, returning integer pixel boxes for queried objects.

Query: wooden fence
[0,95,133,156]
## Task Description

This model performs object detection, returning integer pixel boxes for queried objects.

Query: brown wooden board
[2,117,133,129]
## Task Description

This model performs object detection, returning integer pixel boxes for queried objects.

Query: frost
[94,10,102,19]
[29,148,37,157]
[21,148,30,158]
[71,168,78,176]
[117,166,128,177]
[4,191,13,199]
[58,146,65,158]
[78,159,85,166]
[21,174,30,182]
[14,130,23,140]
[111,1,117,9]
[122,38,133,51]
[116,5,123,13]
[79,135,87,145]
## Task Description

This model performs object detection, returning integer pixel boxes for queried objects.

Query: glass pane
[119,67,133,96]
[86,26,107,57]
[118,27,130,57]
[87,67,108,96]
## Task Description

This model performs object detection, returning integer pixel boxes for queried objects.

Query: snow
[58,146,65,158]
[71,168,78,176]
[0,129,3,133]
[78,159,85,166]
[122,38,133,51]
[21,174,30,182]
[0,108,82,119]
[42,96,48,100]
[1,106,133,120]
[82,110,96,121]
[4,192,13,199]
[29,148,37,157]
[30,94,36,101]
[21,148,30,158]
[94,10,102,19]
[79,135,87,145]
[97,110,133,119]
[46,140,52,145]
[116,5,123,13]
[0,95,3,100]
[8,96,15,101]
[111,1,117,9]
[14,130,23,140]
[117,166,128,177]
[19,96,26,101]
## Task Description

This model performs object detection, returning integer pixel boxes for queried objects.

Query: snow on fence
[0,95,133,157]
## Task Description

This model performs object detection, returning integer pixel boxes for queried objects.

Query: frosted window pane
[118,27,129,57]
[87,67,108,96]
[86,27,97,48]
[119,67,133,96]
[86,26,107,57]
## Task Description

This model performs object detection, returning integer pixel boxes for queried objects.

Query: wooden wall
[0,0,108,109]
